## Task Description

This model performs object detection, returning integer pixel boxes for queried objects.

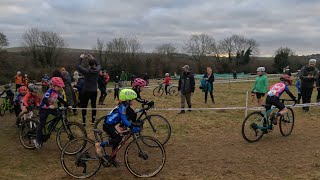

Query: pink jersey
[267,82,287,97]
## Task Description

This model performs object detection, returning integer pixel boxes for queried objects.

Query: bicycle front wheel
[57,121,87,154]
[125,136,166,178]
[61,138,101,179]
[242,111,265,143]
[169,86,179,96]
[140,115,171,146]
[0,103,5,116]
[19,118,38,149]
[279,107,294,136]
[153,87,164,97]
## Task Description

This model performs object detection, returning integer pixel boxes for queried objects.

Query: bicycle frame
[1,97,12,111]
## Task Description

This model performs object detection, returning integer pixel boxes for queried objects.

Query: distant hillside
[5,47,95,54]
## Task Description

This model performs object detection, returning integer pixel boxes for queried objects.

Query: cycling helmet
[280,74,293,85]
[28,84,38,92]
[256,67,265,72]
[19,86,28,94]
[24,74,27,77]
[17,71,21,75]
[50,77,65,87]
[119,89,137,101]
[133,78,146,87]
[4,84,11,89]
[165,73,170,77]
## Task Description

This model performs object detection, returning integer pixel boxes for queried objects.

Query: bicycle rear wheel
[19,118,38,149]
[56,121,87,154]
[125,136,166,178]
[279,107,294,136]
[140,115,171,146]
[169,86,179,96]
[61,138,101,179]
[242,111,265,143]
[153,87,164,97]
[0,103,5,116]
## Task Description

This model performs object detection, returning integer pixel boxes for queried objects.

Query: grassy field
[0,79,320,179]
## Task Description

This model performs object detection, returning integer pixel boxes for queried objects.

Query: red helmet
[133,78,146,87]
[19,86,28,94]
[50,77,65,87]
[280,74,293,85]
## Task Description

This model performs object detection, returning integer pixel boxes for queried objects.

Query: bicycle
[153,81,179,96]
[0,97,14,116]
[242,99,295,143]
[60,128,166,178]
[93,103,171,146]
[19,107,87,154]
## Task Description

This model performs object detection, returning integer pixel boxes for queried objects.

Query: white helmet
[17,71,21,75]
[25,74,27,77]
[256,67,265,72]
[165,73,169,77]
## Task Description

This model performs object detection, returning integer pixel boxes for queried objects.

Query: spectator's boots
[188,105,192,112]
[101,95,107,105]
[178,110,185,114]
[212,97,215,104]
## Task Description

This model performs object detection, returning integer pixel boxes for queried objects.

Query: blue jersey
[104,103,132,128]
[295,81,301,94]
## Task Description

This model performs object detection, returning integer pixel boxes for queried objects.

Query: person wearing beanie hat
[178,64,195,114]
[299,59,319,112]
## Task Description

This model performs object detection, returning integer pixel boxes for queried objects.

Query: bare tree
[154,43,177,55]
[92,38,105,65]
[127,37,142,56]
[184,33,216,72]
[219,37,234,61]
[22,28,65,67]
[0,32,9,48]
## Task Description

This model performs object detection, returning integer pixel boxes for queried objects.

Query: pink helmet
[133,78,146,87]
[50,77,65,87]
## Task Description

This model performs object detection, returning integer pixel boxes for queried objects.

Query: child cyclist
[0,84,15,106]
[16,84,40,126]
[33,77,70,149]
[14,86,28,121]
[95,89,142,166]
[132,78,154,106]
[163,73,171,95]
[265,74,297,125]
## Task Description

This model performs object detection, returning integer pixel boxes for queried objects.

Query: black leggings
[205,90,214,102]
[80,91,97,123]
[103,124,122,152]
[165,85,169,95]
[37,109,58,144]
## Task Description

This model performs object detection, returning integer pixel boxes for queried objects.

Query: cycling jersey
[23,92,40,107]
[14,93,25,106]
[163,77,171,85]
[267,82,291,97]
[104,103,135,128]
[40,89,68,109]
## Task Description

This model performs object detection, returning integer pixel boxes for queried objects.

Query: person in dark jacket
[203,67,215,104]
[98,70,107,105]
[178,65,195,114]
[299,59,319,112]
[76,54,101,125]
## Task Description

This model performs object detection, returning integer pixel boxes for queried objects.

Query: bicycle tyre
[0,103,5,116]
[242,111,265,143]
[153,87,164,97]
[140,115,171,146]
[279,107,294,136]
[125,136,166,178]
[169,86,179,96]
[60,138,101,179]
[56,121,87,154]
[93,116,107,141]
[19,118,39,149]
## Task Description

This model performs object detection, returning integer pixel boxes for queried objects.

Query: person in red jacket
[163,73,171,95]
[16,84,40,126]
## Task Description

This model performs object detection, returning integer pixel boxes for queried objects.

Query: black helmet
[4,84,11,89]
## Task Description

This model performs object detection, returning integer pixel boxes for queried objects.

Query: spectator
[98,70,107,105]
[163,73,171,95]
[60,68,77,115]
[120,71,127,87]
[143,73,150,86]
[299,59,319,112]
[251,67,268,106]
[22,74,29,86]
[284,66,292,76]
[131,74,136,86]
[76,54,101,125]
[317,70,320,102]
[178,65,195,114]
[103,70,110,86]
[114,82,120,100]
[295,76,301,104]
[233,70,237,79]
[14,71,23,92]
[201,67,215,104]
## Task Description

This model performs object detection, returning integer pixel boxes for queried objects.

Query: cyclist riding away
[33,77,70,149]
[265,74,297,125]
[95,89,142,166]
[16,84,40,126]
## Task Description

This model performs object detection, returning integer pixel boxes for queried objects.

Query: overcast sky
[1,0,320,56]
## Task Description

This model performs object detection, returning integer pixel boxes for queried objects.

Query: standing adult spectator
[233,70,237,79]
[14,71,23,92]
[120,71,127,87]
[202,67,215,104]
[178,65,195,114]
[76,54,101,125]
[143,73,150,86]
[299,59,319,112]
[98,70,107,105]
[251,67,268,106]
[131,74,136,86]
[284,66,292,76]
